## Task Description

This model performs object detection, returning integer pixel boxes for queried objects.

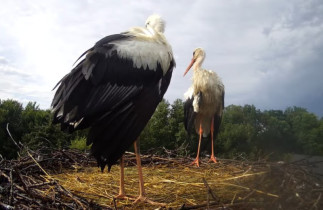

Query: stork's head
[183,48,206,76]
[145,14,165,33]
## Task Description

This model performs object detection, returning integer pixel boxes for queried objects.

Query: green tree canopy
[0,98,322,160]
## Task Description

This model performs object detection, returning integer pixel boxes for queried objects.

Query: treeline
[0,98,322,160]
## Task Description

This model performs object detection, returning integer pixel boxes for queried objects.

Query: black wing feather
[184,97,195,135]
[212,88,225,138]
[184,91,203,135]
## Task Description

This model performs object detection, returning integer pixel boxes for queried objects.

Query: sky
[0,0,323,116]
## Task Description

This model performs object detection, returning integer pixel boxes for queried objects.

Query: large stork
[51,15,175,204]
[183,48,224,167]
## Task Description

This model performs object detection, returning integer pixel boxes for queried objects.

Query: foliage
[0,99,24,159]
[70,136,91,151]
[0,98,322,160]
[0,99,76,159]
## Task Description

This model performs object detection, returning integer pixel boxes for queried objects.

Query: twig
[113,197,117,210]
[0,154,3,164]
[0,201,14,210]
[6,123,51,179]
[179,201,219,210]
[231,193,237,204]
[216,182,279,198]
[27,150,51,178]
[0,170,25,192]
[311,193,321,210]
[6,123,21,150]
[180,201,268,210]
[61,150,77,163]
[28,181,56,188]
[14,167,29,193]
[15,192,45,207]
[202,178,220,203]
[56,182,87,210]
[9,169,13,206]
[243,166,252,175]
[242,189,255,201]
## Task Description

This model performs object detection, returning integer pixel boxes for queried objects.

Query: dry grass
[53,156,278,209]
[1,149,322,209]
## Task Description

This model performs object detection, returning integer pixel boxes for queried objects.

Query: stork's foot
[114,193,135,201]
[134,195,166,207]
[208,155,218,163]
[190,158,200,167]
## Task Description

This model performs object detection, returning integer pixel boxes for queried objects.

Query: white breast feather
[184,86,194,99]
[109,38,172,75]
[187,69,224,115]
[193,94,200,113]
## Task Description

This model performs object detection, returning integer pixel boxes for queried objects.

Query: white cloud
[0,0,322,116]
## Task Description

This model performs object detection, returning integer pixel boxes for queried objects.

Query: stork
[183,48,224,167]
[51,14,175,204]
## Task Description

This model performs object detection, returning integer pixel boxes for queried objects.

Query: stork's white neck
[193,56,205,71]
[144,26,156,36]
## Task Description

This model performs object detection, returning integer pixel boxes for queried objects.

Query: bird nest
[0,148,322,209]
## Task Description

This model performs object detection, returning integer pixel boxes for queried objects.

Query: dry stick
[242,189,256,201]
[9,169,13,206]
[217,182,279,198]
[7,123,51,180]
[61,150,78,163]
[202,178,220,203]
[6,124,88,209]
[231,193,237,204]
[179,201,219,210]
[124,151,182,164]
[206,193,209,209]
[16,192,47,208]
[181,201,268,210]
[6,123,22,150]
[56,183,87,210]
[14,167,30,193]
[113,197,118,210]
[0,154,4,164]
[26,150,51,178]
[28,181,56,188]
[0,201,14,210]
[13,168,54,205]
[0,171,25,192]
[312,193,321,210]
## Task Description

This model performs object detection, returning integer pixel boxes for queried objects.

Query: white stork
[183,48,224,167]
[51,14,175,204]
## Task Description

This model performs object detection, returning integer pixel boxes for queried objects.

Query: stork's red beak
[183,58,196,76]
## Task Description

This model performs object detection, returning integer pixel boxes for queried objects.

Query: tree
[256,110,297,159]
[169,99,190,155]
[285,106,322,155]
[140,99,171,153]
[217,105,260,158]
[0,99,24,159]
[1,97,323,160]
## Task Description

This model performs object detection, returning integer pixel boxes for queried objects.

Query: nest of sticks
[0,146,322,210]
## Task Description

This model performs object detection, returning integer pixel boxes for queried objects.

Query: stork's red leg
[133,138,166,206]
[115,155,130,199]
[208,117,217,163]
[191,123,203,167]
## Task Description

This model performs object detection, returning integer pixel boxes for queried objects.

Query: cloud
[246,0,323,115]
[0,0,322,116]
[0,56,51,106]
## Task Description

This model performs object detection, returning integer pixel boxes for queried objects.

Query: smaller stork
[183,48,224,167]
